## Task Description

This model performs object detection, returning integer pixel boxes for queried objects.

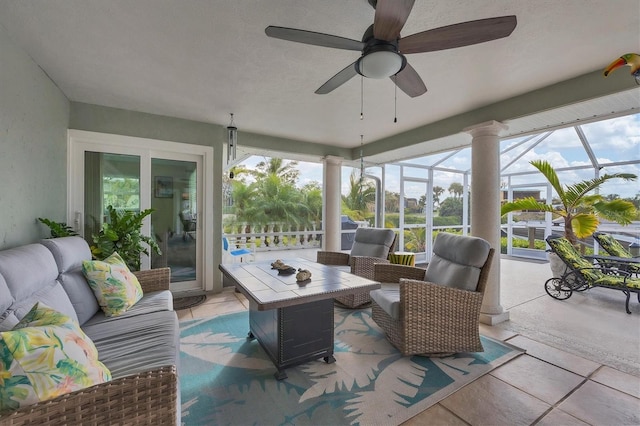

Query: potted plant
[500,160,637,276]
[91,205,161,271]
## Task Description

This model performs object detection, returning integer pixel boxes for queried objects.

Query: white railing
[224,222,324,252]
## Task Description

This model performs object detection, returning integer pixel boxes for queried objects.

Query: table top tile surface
[219,258,381,310]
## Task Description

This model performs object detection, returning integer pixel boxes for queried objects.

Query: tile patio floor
[177,251,640,425]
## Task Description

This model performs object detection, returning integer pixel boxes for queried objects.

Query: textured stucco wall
[0,24,69,249]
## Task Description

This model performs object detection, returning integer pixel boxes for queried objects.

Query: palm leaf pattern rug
[180,307,522,425]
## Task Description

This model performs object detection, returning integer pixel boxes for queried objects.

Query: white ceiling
[1,0,639,160]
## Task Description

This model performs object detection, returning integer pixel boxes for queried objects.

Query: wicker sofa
[0,236,179,425]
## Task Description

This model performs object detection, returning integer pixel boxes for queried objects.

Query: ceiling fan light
[358,51,403,79]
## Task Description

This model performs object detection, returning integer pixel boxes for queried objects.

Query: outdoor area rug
[179,308,523,425]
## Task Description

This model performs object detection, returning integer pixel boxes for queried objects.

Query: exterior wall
[0,24,69,249]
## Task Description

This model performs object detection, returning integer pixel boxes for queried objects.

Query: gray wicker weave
[1,267,178,426]
[371,249,494,356]
[317,234,397,308]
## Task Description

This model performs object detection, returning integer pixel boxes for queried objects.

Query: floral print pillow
[82,252,144,317]
[0,303,111,415]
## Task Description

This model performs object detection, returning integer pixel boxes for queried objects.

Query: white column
[464,120,509,325]
[323,156,342,251]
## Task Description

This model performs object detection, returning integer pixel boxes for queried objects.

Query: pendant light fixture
[227,113,237,164]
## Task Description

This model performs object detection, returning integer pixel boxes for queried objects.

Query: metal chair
[545,235,640,314]
[370,232,494,356]
[593,232,639,276]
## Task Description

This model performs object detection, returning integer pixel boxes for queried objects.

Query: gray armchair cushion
[370,283,401,319]
[41,236,99,325]
[424,233,491,292]
[350,228,396,258]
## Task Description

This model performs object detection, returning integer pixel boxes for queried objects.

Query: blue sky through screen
[237,113,639,200]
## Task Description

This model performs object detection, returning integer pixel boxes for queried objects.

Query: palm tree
[252,157,299,185]
[342,170,375,220]
[501,160,637,246]
[404,227,427,252]
[448,182,463,199]
[433,186,445,207]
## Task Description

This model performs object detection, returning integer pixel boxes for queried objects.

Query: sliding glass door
[68,130,214,292]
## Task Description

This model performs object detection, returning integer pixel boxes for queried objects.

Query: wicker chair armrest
[350,256,390,280]
[316,251,350,266]
[373,263,426,283]
[399,279,484,353]
[1,365,178,426]
[133,267,171,293]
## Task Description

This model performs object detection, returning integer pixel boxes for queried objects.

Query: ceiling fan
[265,0,516,97]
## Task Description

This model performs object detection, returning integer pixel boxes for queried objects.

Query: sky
[237,113,640,201]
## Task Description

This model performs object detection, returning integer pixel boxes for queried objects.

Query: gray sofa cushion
[370,283,401,319]
[0,243,78,323]
[350,228,396,258]
[82,290,173,327]
[83,310,179,378]
[424,233,491,291]
[41,236,99,325]
[0,273,14,318]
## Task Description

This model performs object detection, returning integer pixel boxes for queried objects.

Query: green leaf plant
[90,205,161,271]
[500,160,637,246]
[37,218,78,238]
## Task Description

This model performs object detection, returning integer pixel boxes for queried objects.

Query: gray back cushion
[41,236,99,325]
[350,228,396,258]
[424,233,491,291]
[0,243,78,323]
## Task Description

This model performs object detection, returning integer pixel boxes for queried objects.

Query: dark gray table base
[248,298,335,380]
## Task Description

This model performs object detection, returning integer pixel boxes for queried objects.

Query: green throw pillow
[82,252,144,317]
[0,303,111,415]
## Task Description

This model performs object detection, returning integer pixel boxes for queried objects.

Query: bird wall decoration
[603,53,640,84]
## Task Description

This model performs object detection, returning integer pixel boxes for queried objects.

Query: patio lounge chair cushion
[350,228,396,258]
[424,232,492,291]
[548,237,640,289]
[594,232,635,258]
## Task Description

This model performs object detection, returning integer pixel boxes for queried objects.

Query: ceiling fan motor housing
[356,26,406,78]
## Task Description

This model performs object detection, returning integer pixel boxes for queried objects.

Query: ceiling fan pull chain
[360,75,364,120]
[394,75,398,123]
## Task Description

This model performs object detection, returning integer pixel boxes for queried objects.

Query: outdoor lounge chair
[316,227,396,308]
[593,232,639,276]
[370,232,494,356]
[545,235,640,314]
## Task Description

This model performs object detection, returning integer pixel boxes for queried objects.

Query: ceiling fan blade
[374,0,415,41]
[399,15,517,54]
[265,26,365,51]
[392,62,427,98]
[315,61,359,94]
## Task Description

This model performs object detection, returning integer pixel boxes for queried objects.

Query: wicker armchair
[1,267,179,426]
[371,233,494,356]
[317,228,397,308]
